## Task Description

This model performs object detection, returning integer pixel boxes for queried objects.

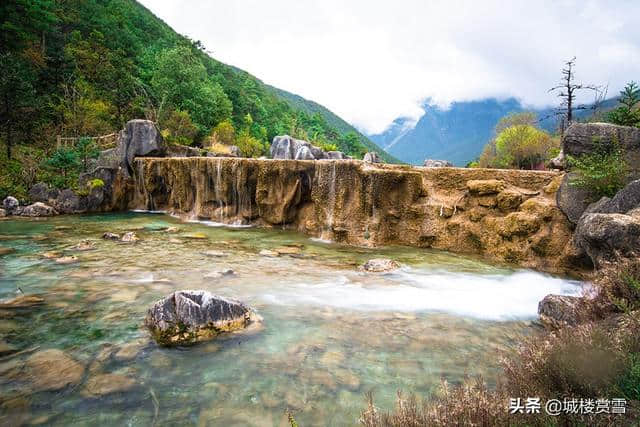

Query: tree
[494,111,537,134]
[608,82,640,127]
[548,57,601,131]
[0,53,36,159]
[45,147,79,187]
[235,130,266,158]
[480,125,557,169]
[161,110,198,146]
[209,119,235,146]
[74,136,99,172]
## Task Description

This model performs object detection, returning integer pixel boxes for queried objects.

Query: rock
[165,226,179,233]
[538,294,585,329]
[563,122,640,177]
[204,269,235,279]
[326,151,348,160]
[0,294,44,309]
[556,173,595,225]
[145,290,261,346]
[467,179,505,195]
[574,212,640,267]
[119,119,167,175]
[19,202,57,217]
[423,159,453,168]
[53,189,81,214]
[29,182,50,203]
[42,251,60,259]
[203,250,226,257]
[274,246,303,256]
[359,258,400,272]
[259,249,278,257]
[497,212,541,237]
[0,208,5,217]
[81,373,137,398]
[2,196,18,213]
[519,198,555,221]
[0,247,14,256]
[591,179,640,214]
[167,144,201,157]
[270,135,326,160]
[0,341,15,356]
[55,256,78,265]
[363,152,381,163]
[549,149,566,170]
[24,349,84,391]
[496,189,523,211]
[120,231,139,242]
[102,232,120,240]
[70,239,95,251]
[114,340,147,361]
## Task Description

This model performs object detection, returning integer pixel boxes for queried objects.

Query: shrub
[589,259,640,317]
[44,148,79,189]
[479,125,558,169]
[235,130,266,158]
[567,137,628,198]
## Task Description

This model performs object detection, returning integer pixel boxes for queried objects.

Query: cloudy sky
[139,0,640,134]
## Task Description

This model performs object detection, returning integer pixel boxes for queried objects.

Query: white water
[260,268,583,321]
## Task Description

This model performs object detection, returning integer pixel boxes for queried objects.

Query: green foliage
[567,137,628,198]
[494,111,537,134]
[479,124,557,169]
[235,130,267,158]
[618,353,640,401]
[74,137,100,172]
[608,82,640,127]
[88,178,104,189]
[209,119,236,146]
[161,110,198,146]
[44,148,79,188]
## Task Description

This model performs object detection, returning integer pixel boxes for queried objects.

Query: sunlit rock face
[129,158,575,274]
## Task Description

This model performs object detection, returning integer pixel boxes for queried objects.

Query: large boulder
[574,212,640,267]
[326,151,348,160]
[271,135,322,160]
[589,179,640,215]
[556,173,595,225]
[538,294,585,329]
[53,189,81,214]
[2,196,18,213]
[167,144,201,157]
[424,159,453,168]
[20,202,58,217]
[563,122,640,178]
[363,152,381,163]
[119,119,166,175]
[145,290,261,346]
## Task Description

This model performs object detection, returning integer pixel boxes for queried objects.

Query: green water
[0,213,583,426]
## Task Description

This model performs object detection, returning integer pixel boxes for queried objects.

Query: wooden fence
[56,132,118,150]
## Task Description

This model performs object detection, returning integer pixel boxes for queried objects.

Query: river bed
[0,212,583,426]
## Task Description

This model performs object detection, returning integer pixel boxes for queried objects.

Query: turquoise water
[0,213,583,426]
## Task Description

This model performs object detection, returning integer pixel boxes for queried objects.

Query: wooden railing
[56,132,118,150]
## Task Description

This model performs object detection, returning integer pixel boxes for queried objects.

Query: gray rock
[29,182,49,203]
[556,173,596,225]
[145,290,261,346]
[563,122,640,178]
[102,232,120,240]
[20,202,58,217]
[593,180,640,214]
[574,212,640,267]
[359,258,400,272]
[229,145,241,157]
[363,152,381,163]
[2,196,18,213]
[119,119,166,175]
[120,231,139,242]
[424,159,453,168]
[549,149,566,170]
[53,189,81,214]
[584,196,611,216]
[270,135,326,160]
[167,144,201,157]
[538,294,585,329]
[326,151,348,160]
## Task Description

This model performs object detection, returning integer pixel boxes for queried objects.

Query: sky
[139,0,640,134]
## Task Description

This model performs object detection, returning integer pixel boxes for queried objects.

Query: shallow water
[0,213,583,426]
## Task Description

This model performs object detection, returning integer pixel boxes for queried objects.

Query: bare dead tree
[547,57,602,132]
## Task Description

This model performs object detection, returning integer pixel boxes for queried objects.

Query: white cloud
[139,0,640,134]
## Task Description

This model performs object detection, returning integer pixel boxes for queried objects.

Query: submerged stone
[0,295,44,309]
[145,290,261,346]
[120,231,139,242]
[102,232,120,240]
[81,373,137,398]
[0,247,14,256]
[55,256,78,264]
[24,349,84,392]
[359,258,400,273]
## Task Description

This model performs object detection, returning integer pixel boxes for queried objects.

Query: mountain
[1,0,391,163]
[370,97,619,166]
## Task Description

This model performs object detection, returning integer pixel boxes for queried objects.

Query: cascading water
[319,161,337,241]
[215,158,224,222]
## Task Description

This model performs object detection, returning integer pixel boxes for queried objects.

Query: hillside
[0,0,390,168]
[370,97,618,166]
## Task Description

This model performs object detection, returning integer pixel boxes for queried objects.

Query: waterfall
[214,158,224,222]
[319,161,337,240]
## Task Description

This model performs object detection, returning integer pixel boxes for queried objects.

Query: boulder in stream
[20,202,58,217]
[145,290,261,346]
[2,196,18,214]
[538,294,586,329]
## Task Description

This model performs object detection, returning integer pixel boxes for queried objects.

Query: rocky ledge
[145,290,261,346]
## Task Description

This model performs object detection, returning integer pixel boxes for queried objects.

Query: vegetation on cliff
[0,0,395,199]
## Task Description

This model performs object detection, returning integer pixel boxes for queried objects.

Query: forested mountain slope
[0,0,391,163]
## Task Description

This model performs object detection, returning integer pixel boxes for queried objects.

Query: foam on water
[260,269,584,321]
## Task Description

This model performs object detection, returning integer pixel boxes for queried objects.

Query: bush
[567,137,628,198]
[479,125,558,169]
[235,130,266,158]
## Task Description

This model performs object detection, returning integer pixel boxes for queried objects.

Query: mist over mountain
[369,97,617,166]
